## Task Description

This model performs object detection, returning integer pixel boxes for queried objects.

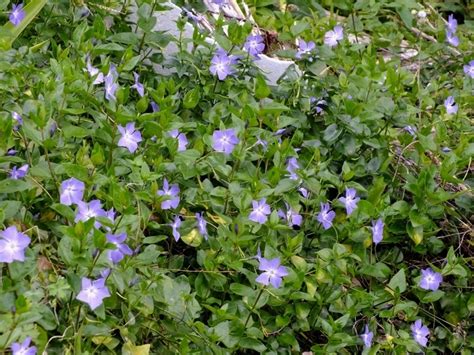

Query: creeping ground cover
[0,0,473,353]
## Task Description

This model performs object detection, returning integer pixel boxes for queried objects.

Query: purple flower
[12,111,23,130]
[298,186,309,198]
[464,60,474,79]
[447,14,457,33]
[60,178,85,206]
[104,70,118,101]
[196,212,208,239]
[10,164,28,179]
[255,257,289,288]
[277,203,302,227]
[131,72,145,97]
[411,319,429,347]
[441,147,452,153]
[170,215,182,241]
[446,30,459,47]
[310,98,327,114]
[85,56,104,85]
[9,3,25,27]
[446,15,459,47]
[212,0,227,5]
[317,203,335,230]
[118,122,142,153]
[157,178,180,210]
[249,198,271,224]
[244,35,265,58]
[256,137,268,151]
[106,233,133,264]
[419,268,443,291]
[7,149,17,156]
[75,200,106,228]
[286,157,300,180]
[76,277,111,310]
[0,226,30,263]
[371,218,384,245]
[296,39,315,59]
[212,128,239,155]
[11,337,36,355]
[404,125,417,137]
[360,325,373,348]
[324,25,344,47]
[106,208,115,224]
[100,268,111,279]
[168,129,188,152]
[210,48,236,80]
[339,188,360,215]
[444,96,458,115]
[151,101,160,112]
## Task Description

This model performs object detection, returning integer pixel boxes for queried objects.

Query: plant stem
[244,287,265,328]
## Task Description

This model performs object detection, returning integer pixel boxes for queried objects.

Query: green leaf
[255,74,271,99]
[421,290,445,303]
[387,268,407,293]
[230,283,255,297]
[0,179,31,193]
[183,88,201,109]
[0,0,47,49]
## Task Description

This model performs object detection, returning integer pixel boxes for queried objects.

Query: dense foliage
[0,0,473,353]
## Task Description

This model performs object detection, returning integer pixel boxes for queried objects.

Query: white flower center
[5,240,19,255]
[85,286,98,299]
[84,209,97,219]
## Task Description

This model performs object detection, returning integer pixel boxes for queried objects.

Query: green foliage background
[0,0,472,353]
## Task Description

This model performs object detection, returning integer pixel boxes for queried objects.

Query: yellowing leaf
[123,341,150,355]
[181,229,202,247]
[209,214,228,225]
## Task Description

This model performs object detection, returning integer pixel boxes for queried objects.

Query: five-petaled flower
[210,48,237,80]
[445,14,459,47]
[118,122,142,153]
[317,203,335,230]
[85,55,104,85]
[131,72,145,97]
[339,188,360,215]
[76,277,111,310]
[12,111,23,130]
[371,218,384,245]
[277,203,302,227]
[168,129,188,152]
[104,69,118,101]
[360,325,373,348]
[11,336,36,355]
[411,319,429,347]
[249,198,271,224]
[244,35,265,58]
[157,178,180,210]
[0,226,31,263]
[464,60,474,79]
[9,3,25,27]
[444,96,458,115]
[255,257,289,288]
[296,39,315,59]
[324,25,344,47]
[404,125,417,137]
[106,233,133,264]
[60,178,85,206]
[212,128,239,155]
[10,164,28,180]
[286,157,300,180]
[170,215,182,241]
[75,200,106,228]
[196,212,208,239]
[419,268,443,291]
